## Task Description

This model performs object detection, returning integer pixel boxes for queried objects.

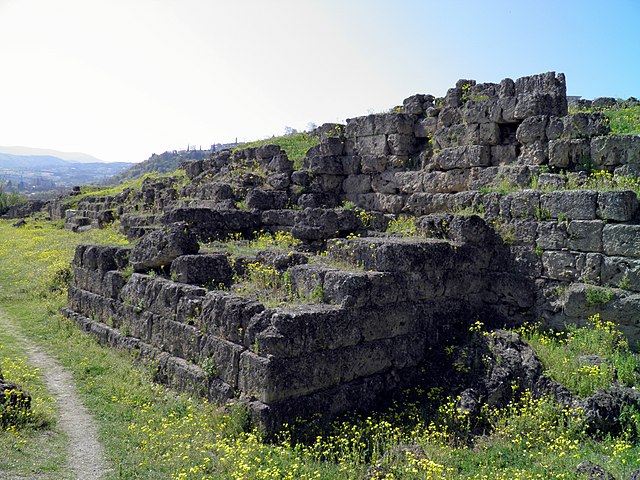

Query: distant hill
[104,149,210,185]
[0,152,133,195]
[0,146,107,163]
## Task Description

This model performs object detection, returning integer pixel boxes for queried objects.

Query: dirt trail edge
[0,310,108,480]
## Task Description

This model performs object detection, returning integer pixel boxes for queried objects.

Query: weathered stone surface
[603,224,640,257]
[567,220,603,252]
[548,138,590,168]
[597,190,639,222]
[591,135,640,167]
[432,145,490,170]
[355,135,388,156]
[245,189,289,211]
[562,112,610,139]
[342,174,372,194]
[170,254,232,286]
[540,191,598,220]
[130,223,199,271]
[601,256,640,291]
[515,115,548,143]
[490,144,517,165]
[541,251,601,282]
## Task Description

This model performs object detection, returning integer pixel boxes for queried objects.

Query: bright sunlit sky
[1,0,639,163]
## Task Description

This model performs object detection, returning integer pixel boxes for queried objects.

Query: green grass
[604,106,640,135]
[1,217,640,479]
[234,132,319,170]
[520,314,640,397]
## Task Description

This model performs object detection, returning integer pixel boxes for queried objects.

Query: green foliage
[520,314,640,397]
[386,215,419,236]
[0,190,23,213]
[604,106,640,135]
[234,132,319,170]
[200,357,218,379]
[585,286,614,306]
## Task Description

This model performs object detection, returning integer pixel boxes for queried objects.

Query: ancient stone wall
[60,71,640,432]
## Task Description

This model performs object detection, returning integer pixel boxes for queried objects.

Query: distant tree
[284,126,298,135]
[305,122,318,132]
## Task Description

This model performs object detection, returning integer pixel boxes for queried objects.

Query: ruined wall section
[63,215,534,433]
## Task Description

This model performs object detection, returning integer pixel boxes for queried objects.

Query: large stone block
[387,134,416,156]
[308,156,344,175]
[342,174,372,194]
[170,254,233,287]
[597,191,639,222]
[601,256,640,292]
[540,191,598,220]
[542,251,601,282]
[200,291,265,344]
[515,115,548,143]
[537,221,568,250]
[130,223,199,271]
[591,135,640,168]
[548,139,591,169]
[432,145,491,171]
[423,169,470,193]
[490,145,518,165]
[414,117,438,138]
[567,220,603,253]
[371,172,399,194]
[245,189,289,211]
[603,224,640,257]
[355,135,388,156]
[562,112,609,139]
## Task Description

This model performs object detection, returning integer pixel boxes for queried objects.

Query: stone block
[433,124,467,149]
[360,155,388,174]
[518,140,548,165]
[170,254,233,287]
[387,134,415,156]
[423,169,470,193]
[591,135,640,168]
[507,190,540,219]
[562,112,609,139]
[342,156,361,175]
[490,145,517,165]
[540,190,598,220]
[373,113,414,135]
[515,115,548,143]
[308,156,344,175]
[414,117,438,138]
[130,223,199,272]
[542,251,601,282]
[200,291,265,344]
[537,221,568,250]
[567,220,603,252]
[346,115,375,136]
[601,256,640,292]
[261,209,297,227]
[395,171,424,194]
[245,189,289,211]
[597,190,639,222]
[371,172,399,194]
[432,145,490,171]
[545,116,565,140]
[342,174,372,194]
[267,173,290,191]
[548,139,591,168]
[478,122,501,145]
[603,224,640,257]
[310,174,343,193]
[356,135,388,156]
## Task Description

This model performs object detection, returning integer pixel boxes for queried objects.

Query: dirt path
[0,311,108,480]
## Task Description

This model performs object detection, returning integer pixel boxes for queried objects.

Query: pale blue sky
[0,0,638,163]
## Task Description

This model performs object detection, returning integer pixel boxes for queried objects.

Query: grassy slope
[234,132,319,169]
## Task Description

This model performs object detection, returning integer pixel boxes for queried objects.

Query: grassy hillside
[104,150,207,186]
[1,217,639,479]
[234,132,319,169]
